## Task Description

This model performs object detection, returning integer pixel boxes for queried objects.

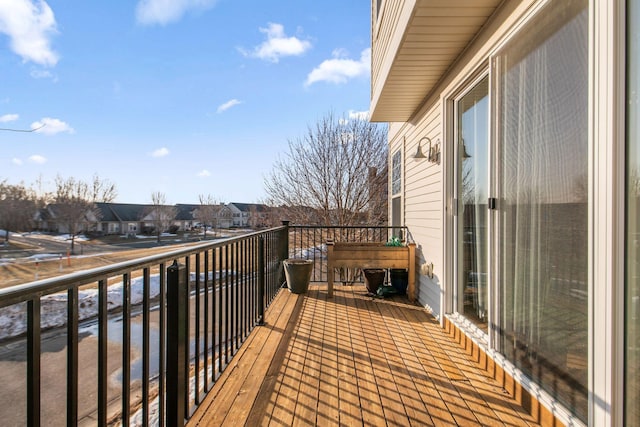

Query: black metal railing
[0,225,288,427]
[0,223,409,426]
[288,225,409,282]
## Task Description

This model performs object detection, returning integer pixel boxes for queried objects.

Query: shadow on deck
[188,284,541,426]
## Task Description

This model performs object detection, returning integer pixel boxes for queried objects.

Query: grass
[0,243,206,289]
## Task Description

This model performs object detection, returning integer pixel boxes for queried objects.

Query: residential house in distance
[34,202,270,236]
[34,203,138,235]
[92,202,270,235]
[227,203,270,228]
[174,204,200,231]
[33,205,58,233]
[94,203,149,236]
[216,204,234,229]
[371,0,635,425]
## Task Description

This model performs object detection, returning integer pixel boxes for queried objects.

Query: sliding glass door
[494,0,588,420]
[455,76,489,332]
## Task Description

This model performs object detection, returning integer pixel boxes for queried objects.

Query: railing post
[27,298,41,427]
[166,260,188,427]
[281,220,290,258]
[280,221,290,286]
[258,236,265,325]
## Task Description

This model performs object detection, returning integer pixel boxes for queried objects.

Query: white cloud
[151,147,170,157]
[217,99,242,113]
[0,0,59,66]
[348,110,370,120]
[31,117,74,135]
[28,154,46,164]
[30,68,56,81]
[0,114,19,123]
[241,23,311,63]
[197,169,210,177]
[305,48,371,87]
[136,0,217,26]
[12,158,23,165]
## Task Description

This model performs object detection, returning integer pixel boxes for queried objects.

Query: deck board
[315,285,340,426]
[188,284,543,427]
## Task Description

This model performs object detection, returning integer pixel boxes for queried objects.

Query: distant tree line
[0,180,37,244]
[0,174,116,253]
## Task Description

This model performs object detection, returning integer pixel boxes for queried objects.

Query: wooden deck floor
[188,284,542,426]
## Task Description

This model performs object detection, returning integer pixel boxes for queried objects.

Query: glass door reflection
[456,76,489,332]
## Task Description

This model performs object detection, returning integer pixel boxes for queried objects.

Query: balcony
[188,284,541,426]
[0,225,544,426]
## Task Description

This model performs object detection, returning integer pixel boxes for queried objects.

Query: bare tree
[461,160,476,205]
[0,181,36,244]
[32,174,53,210]
[265,205,287,227]
[264,111,388,226]
[147,192,177,243]
[53,175,117,254]
[90,173,117,203]
[247,204,263,229]
[194,194,222,239]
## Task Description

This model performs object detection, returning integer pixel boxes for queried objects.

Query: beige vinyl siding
[370,0,502,122]
[389,103,444,316]
[371,0,407,92]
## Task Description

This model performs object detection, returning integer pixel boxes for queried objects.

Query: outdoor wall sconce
[414,137,440,164]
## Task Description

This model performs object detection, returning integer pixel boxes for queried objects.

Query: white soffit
[371,0,502,122]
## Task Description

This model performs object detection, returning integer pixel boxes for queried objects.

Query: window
[391,149,402,233]
[626,1,640,423]
[494,0,588,419]
[391,149,401,195]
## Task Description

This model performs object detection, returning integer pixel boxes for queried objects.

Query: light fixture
[413,137,429,159]
[414,137,440,164]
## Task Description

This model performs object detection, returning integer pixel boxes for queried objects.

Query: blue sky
[0,0,372,204]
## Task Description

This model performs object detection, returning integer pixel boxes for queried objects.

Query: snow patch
[0,270,235,341]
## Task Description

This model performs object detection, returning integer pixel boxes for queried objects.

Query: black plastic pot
[283,259,313,294]
[390,269,408,295]
[363,268,386,294]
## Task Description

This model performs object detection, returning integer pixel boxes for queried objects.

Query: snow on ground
[27,253,62,260]
[0,270,233,341]
[4,253,66,269]
[293,243,327,259]
[53,234,90,242]
[130,233,178,240]
[129,359,215,427]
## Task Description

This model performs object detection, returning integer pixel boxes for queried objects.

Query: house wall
[389,105,444,316]
[379,0,626,425]
[392,1,532,320]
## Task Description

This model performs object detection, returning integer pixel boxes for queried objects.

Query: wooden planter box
[326,241,417,301]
